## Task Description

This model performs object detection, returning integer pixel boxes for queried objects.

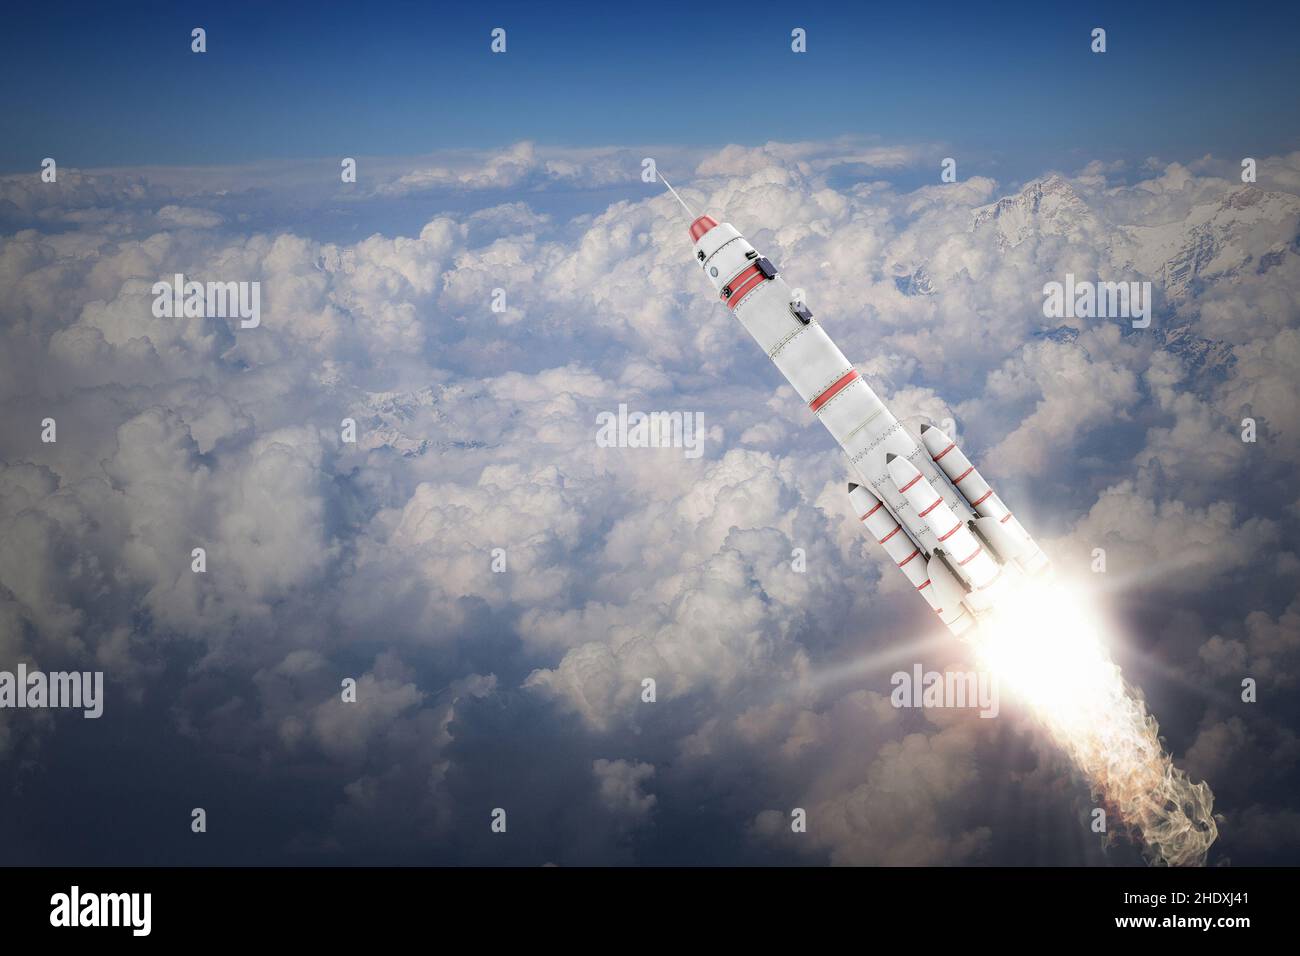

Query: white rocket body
[687,213,1048,636]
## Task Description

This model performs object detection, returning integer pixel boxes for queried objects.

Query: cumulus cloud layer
[0,141,1297,864]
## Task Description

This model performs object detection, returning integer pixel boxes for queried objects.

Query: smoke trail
[1095,680,1217,866]
[971,575,1217,866]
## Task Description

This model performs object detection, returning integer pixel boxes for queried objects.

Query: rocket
[682,209,1048,636]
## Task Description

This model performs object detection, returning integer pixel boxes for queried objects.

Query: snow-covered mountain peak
[971,174,1098,249]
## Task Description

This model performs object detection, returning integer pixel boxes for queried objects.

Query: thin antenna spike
[658,172,695,219]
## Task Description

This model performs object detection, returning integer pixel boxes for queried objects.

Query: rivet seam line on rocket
[845,421,899,461]
[701,236,744,271]
[727,281,759,310]
[728,271,770,308]
[881,509,932,553]
[722,254,759,287]
[841,405,889,443]
[808,367,857,404]
[927,473,979,517]
[889,499,929,531]
[767,323,813,359]
[880,516,929,555]
[727,272,767,307]
[866,474,897,495]
[876,488,914,519]
[730,285,764,311]
[863,473,909,507]
[849,420,906,464]
[740,258,772,286]
[910,446,942,472]
[813,384,857,417]
[809,371,861,413]
[695,222,744,265]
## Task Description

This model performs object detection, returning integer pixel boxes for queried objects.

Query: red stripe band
[877,526,900,545]
[899,473,923,493]
[898,549,920,567]
[933,442,956,461]
[919,497,943,517]
[972,490,993,507]
[1000,513,1013,524]
[953,466,974,484]
[809,370,860,413]
[722,264,761,297]
[917,579,931,591]
[860,501,883,520]
[958,546,983,566]
[722,264,767,309]
[938,523,961,541]
[726,272,767,309]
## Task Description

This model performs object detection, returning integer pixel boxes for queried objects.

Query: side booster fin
[920,425,1049,575]
[848,482,971,636]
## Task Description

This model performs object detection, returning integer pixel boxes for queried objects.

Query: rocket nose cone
[689,215,719,242]
[920,424,952,457]
[847,482,860,493]
[886,453,922,493]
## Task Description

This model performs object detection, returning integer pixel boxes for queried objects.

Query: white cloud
[1,139,1297,863]
[592,758,656,821]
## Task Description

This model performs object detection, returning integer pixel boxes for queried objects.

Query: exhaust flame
[971,574,1217,866]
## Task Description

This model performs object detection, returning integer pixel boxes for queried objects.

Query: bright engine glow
[972,572,1217,866]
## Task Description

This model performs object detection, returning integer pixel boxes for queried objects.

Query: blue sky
[4,0,1298,173]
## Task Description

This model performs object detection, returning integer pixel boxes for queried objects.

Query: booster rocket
[684,211,1049,636]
